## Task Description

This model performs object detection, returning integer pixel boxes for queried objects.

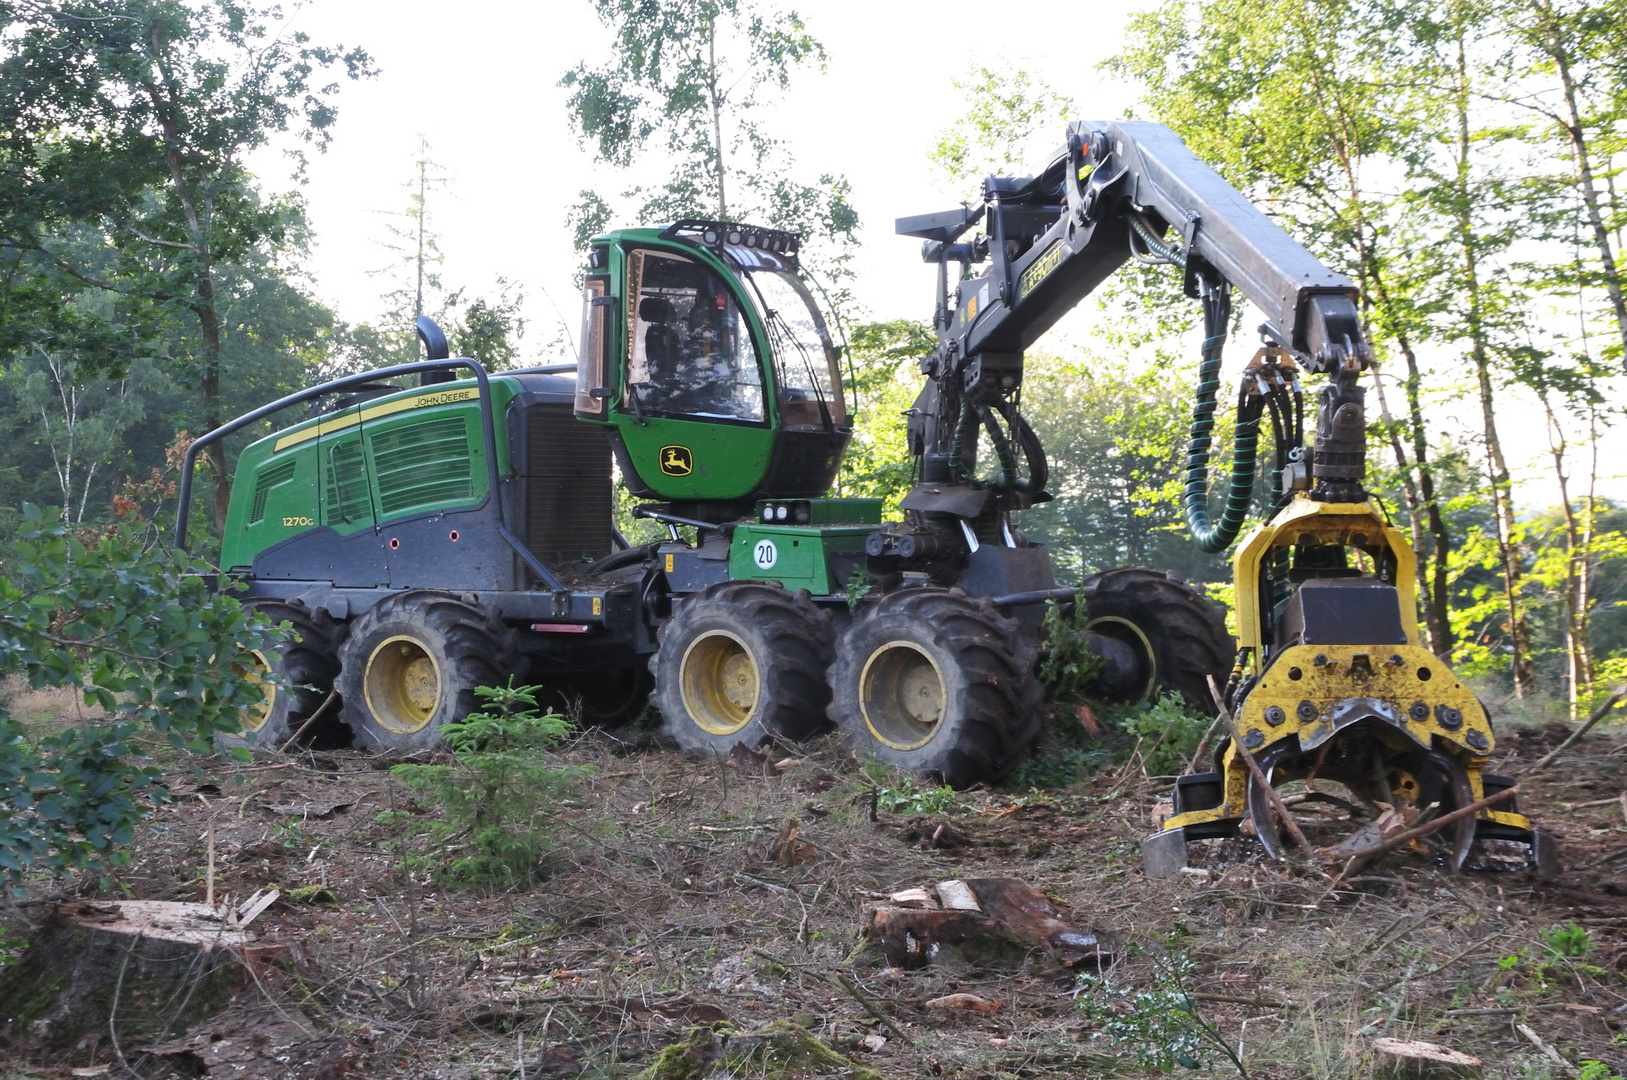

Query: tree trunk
[1541,391,1585,720]
[1452,29,1532,696]
[0,900,275,1054]
[1532,0,1627,374]
[707,20,728,221]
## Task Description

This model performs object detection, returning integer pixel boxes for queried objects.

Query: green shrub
[1102,693,1211,777]
[0,506,271,882]
[386,680,590,887]
[1038,599,1105,706]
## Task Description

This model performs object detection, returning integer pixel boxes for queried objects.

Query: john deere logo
[659,445,693,476]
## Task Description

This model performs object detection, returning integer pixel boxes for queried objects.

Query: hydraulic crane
[883,119,1552,873]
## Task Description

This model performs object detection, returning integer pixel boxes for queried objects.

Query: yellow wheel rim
[859,640,946,751]
[1085,615,1158,703]
[680,630,760,736]
[364,635,442,735]
[238,649,277,734]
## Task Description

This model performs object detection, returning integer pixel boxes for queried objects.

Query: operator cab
[575,221,849,513]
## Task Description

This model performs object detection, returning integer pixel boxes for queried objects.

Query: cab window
[624,249,765,422]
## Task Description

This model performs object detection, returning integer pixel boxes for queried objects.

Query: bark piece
[0,901,279,1052]
[925,993,998,1012]
[1372,1037,1483,1080]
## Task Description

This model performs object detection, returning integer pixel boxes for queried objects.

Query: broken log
[1372,1037,1483,1080]
[0,900,280,1053]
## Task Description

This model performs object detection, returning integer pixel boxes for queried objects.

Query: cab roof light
[660,218,801,262]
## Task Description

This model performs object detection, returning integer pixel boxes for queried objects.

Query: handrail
[174,358,566,594]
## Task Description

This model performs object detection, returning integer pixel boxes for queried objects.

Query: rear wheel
[1081,567,1233,708]
[653,581,834,755]
[218,600,341,751]
[829,588,1041,788]
[337,590,518,751]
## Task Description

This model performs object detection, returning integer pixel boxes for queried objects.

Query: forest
[2,0,1623,722]
[1,1,1626,1076]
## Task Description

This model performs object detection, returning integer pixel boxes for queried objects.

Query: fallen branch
[1515,1022,1579,1078]
[279,689,340,753]
[1532,685,1627,772]
[1208,674,1310,852]
[1329,786,1518,882]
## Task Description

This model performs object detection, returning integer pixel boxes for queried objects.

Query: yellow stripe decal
[273,387,477,451]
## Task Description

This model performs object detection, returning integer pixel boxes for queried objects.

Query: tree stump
[1372,1037,1483,1080]
[0,900,278,1053]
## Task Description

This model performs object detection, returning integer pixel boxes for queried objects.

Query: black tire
[652,581,834,755]
[219,600,341,751]
[829,588,1042,788]
[1081,567,1233,708]
[337,590,518,751]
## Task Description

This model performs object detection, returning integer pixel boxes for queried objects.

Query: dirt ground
[1,713,1624,1080]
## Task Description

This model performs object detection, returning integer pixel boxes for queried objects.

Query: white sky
[252,0,1623,506]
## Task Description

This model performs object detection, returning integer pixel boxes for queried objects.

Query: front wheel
[336,590,518,751]
[829,588,1041,788]
[652,581,834,755]
[218,600,341,751]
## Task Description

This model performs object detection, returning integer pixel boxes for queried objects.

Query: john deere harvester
[186,120,1550,873]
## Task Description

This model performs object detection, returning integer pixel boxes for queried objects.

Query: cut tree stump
[1372,1037,1483,1080]
[864,877,1111,970]
[0,900,281,1053]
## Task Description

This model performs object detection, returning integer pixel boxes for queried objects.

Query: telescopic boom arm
[894,120,1372,536]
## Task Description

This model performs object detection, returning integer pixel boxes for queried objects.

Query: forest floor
[0,704,1624,1080]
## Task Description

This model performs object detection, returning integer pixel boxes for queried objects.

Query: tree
[560,0,859,295]
[0,0,372,530]
[1114,0,1465,656]
[838,320,932,515]
[930,65,1076,194]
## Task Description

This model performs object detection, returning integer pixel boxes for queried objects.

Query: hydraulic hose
[1183,281,1263,553]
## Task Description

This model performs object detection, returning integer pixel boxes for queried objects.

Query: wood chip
[926,993,999,1012]
[935,879,980,911]
[887,888,937,908]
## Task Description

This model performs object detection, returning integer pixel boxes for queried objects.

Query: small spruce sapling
[386,680,590,887]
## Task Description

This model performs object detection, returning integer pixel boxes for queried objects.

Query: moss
[282,884,338,904]
[639,1021,883,1080]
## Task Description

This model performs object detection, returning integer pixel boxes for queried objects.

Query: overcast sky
[250,0,1621,503]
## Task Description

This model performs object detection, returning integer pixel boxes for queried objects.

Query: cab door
[612,246,776,501]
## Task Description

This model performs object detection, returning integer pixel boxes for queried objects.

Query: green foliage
[1076,939,1246,1075]
[837,320,930,514]
[561,0,859,315]
[930,65,1076,194]
[386,681,591,887]
[1039,600,1106,708]
[875,783,959,817]
[1538,920,1592,961]
[1000,745,1116,792]
[1106,694,1211,778]
[859,761,961,815]
[0,506,271,881]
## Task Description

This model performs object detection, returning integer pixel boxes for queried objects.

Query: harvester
[182,119,1551,873]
